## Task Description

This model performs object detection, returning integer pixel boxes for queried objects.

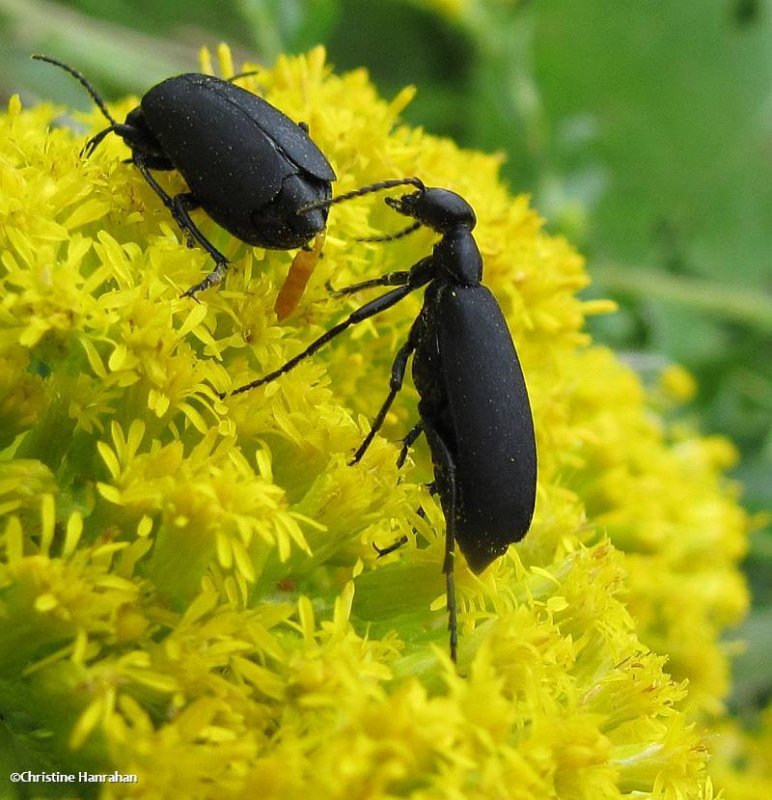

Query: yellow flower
[658,364,698,404]
[708,708,772,799]
[0,43,762,798]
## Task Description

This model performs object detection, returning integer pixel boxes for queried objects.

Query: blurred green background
[1,0,770,716]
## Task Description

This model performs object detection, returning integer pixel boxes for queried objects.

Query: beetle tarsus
[180,261,228,299]
[397,422,425,469]
[372,536,409,558]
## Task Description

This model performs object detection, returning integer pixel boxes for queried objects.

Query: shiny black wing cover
[426,284,537,573]
[141,75,335,221]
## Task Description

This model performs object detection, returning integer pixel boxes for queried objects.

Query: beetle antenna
[81,126,117,158]
[32,54,119,127]
[227,70,260,83]
[356,221,421,243]
[298,177,425,214]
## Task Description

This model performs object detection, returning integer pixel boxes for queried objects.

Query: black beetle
[229,179,538,662]
[32,55,336,318]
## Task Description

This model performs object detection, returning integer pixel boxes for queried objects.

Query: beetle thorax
[434,228,483,286]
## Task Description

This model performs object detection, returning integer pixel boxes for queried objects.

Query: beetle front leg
[328,270,412,297]
[329,255,435,298]
[170,194,230,297]
[229,282,420,397]
[133,159,230,298]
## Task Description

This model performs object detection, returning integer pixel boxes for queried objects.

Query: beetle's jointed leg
[134,159,229,298]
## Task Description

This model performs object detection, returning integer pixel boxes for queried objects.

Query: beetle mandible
[32,55,336,318]
[228,180,538,662]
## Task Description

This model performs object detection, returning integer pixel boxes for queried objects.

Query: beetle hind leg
[422,425,459,663]
[411,424,459,662]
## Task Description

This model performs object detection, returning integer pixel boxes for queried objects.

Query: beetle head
[386,188,476,233]
[81,107,168,164]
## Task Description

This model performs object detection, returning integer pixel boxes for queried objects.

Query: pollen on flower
[0,44,761,799]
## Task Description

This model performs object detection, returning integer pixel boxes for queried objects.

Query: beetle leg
[170,194,231,296]
[328,255,434,298]
[373,477,438,560]
[372,535,409,558]
[350,320,420,465]
[423,423,459,664]
[230,282,420,396]
[133,159,230,298]
[180,259,230,299]
[327,271,412,297]
[397,421,425,469]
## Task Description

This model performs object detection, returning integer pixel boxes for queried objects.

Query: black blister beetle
[32,55,336,317]
[229,179,538,662]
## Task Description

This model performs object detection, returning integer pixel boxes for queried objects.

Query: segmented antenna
[298,177,425,214]
[32,55,119,126]
[298,177,425,242]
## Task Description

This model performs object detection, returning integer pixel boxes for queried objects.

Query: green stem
[592,265,772,333]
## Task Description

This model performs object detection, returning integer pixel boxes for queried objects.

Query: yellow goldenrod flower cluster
[0,44,764,798]
[708,709,772,799]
